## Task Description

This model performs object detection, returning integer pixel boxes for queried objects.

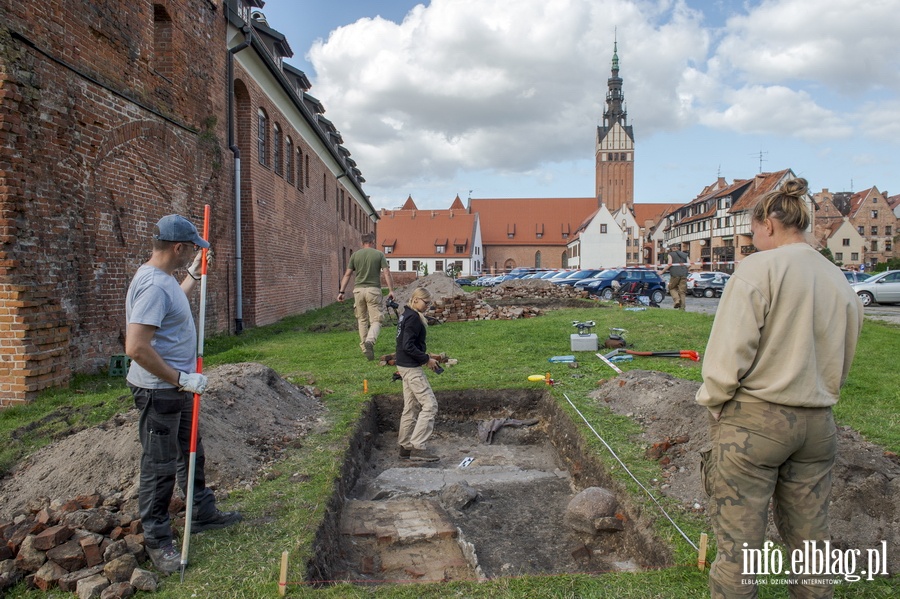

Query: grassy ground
[2,300,898,598]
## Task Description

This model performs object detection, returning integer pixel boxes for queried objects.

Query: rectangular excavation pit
[307,389,672,585]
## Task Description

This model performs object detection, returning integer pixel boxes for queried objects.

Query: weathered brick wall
[0,1,230,404]
[232,69,372,327]
[483,246,570,273]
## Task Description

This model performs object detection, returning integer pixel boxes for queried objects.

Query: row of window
[858,225,892,236]
[258,108,311,190]
[395,260,465,273]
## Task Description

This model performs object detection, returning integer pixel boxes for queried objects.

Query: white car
[851,270,900,306]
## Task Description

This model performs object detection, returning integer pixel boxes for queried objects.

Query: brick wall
[483,245,570,273]
[0,2,232,405]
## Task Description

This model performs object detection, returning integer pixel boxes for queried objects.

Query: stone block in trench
[564,486,623,535]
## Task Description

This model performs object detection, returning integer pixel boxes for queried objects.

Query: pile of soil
[591,370,900,573]
[0,363,325,520]
[392,272,466,307]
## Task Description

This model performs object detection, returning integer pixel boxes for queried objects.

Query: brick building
[0,0,375,405]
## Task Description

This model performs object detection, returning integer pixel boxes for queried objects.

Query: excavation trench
[307,389,672,585]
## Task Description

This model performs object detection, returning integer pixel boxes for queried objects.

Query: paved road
[659,294,900,325]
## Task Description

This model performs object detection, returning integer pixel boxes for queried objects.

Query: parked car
[537,270,564,279]
[686,272,721,292]
[550,268,604,286]
[454,278,474,286]
[851,270,900,306]
[842,271,873,284]
[691,273,731,298]
[575,268,666,304]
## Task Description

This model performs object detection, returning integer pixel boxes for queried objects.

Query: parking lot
[661,294,900,325]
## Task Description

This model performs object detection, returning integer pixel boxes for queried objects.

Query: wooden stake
[278,550,289,596]
[698,532,708,570]
[363,379,368,393]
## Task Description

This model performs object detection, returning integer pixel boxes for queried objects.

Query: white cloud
[292,0,899,205]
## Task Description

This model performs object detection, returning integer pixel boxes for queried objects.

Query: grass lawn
[2,300,898,598]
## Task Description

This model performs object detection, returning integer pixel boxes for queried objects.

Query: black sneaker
[399,447,411,459]
[192,510,242,533]
[146,542,180,574]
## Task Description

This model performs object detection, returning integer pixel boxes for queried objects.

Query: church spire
[603,37,627,128]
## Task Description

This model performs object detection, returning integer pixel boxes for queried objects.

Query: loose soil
[591,370,900,574]
[0,363,325,520]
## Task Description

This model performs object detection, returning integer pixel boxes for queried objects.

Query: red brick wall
[0,1,376,404]
[0,1,232,404]
[483,246,571,273]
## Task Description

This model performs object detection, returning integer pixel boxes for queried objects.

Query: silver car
[851,270,900,306]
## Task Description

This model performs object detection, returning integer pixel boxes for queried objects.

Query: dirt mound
[591,370,900,573]
[0,363,325,520]
[393,272,466,307]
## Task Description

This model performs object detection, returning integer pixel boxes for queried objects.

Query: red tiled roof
[376,208,478,258]
[729,169,794,213]
[633,203,682,228]
[401,196,418,210]
[449,196,465,210]
[468,197,598,246]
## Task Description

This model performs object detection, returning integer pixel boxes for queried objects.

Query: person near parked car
[659,243,689,309]
[338,231,395,360]
[395,287,443,462]
[695,178,863,598]
[125,215,242,575]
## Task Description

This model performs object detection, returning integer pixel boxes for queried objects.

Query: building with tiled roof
[377,196,483,277]
[820,218,866,268]
[842,186,896,268]
[663,170,802,271]
[632,203,682,266]
[595,41,634,214]
[566,205,626,268]
[467,197,600,272]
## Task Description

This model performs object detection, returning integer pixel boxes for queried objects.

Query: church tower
[595,40,635,213]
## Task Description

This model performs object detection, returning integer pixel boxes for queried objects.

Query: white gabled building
[566,204,627,269]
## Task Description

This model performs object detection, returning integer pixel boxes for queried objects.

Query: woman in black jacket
[395,287,441,462]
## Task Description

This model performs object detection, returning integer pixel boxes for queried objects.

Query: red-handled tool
[625,349,700,362]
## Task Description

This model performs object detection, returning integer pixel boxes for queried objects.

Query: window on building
[536,232,543,239]
[398,260,407,271]
[412,261,420,272]
[273,124,282,176]
[257,109,268,166]
[285,138,294,184]
[886,241,893,252]
[435,245,446,254]
[871,210,878,218]
[851,253,859,261]
[871,240,879,251]
[296,149,303,190]
[835,252,843,261]
[384,245,393,254]
[858,225,864,235]
[453,261,463,274]
[535,251,542,267]
[455,245,465,253]
[871,226,878,235]
[305,154,310,187]
[436,260,444,272]
[152,5,174,82]
[600,224,607,234]
[886,225,893,236]
[843,238,850,246]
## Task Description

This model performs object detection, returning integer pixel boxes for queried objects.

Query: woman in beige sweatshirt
[697,178,864,599]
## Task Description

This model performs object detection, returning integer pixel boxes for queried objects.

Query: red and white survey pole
[180,204,210,581]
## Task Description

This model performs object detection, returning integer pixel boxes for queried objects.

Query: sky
[256,0,900,211]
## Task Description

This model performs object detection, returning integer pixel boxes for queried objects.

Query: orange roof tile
[401,196,418,210]
[468,197,598,246]
[633,203,682,228]
[376,208,478,258]
[729,169,794,213]
[449,196,465,210]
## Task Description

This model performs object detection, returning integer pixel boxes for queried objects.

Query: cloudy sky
[256,0,900,210]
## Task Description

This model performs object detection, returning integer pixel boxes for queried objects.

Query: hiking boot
[146,542,180,574]
[363,341,375,361]
[399,447,411,459]
[409,448,440,462]
[192,509,243,533]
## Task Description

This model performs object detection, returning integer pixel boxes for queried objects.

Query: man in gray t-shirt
[124,214,241,574]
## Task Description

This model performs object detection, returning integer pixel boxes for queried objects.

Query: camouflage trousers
[701,400,837,599]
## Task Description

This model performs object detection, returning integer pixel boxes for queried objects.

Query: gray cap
[153,214,209,248]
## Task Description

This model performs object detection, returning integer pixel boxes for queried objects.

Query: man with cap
[125,214,241,574]
[660,243,690,310]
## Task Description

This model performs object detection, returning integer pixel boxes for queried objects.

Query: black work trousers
[130,385,217,549]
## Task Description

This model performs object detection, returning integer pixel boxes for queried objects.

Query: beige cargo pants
[397,366,438,451]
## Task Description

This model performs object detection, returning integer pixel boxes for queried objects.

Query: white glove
[178,372,208,394]
[188,248,213,279]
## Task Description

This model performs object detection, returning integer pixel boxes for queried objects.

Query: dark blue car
[575,268,667,304]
